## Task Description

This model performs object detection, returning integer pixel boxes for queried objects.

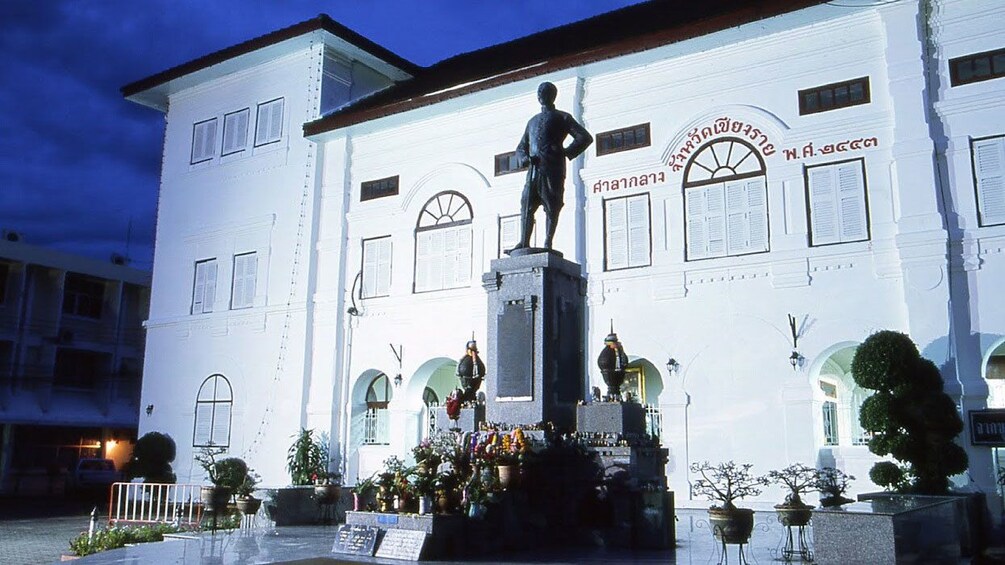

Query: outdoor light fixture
[787,314,804,370]
[390,344,403,387]
[789,350,804,370]
[394,373,402,387]
[666,357,680,376]
[145,404,154,415]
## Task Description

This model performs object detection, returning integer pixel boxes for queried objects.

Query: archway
[625,357,666,438]
[404,357,458,442]
[348,369,391,482]
[981,339,1005,511]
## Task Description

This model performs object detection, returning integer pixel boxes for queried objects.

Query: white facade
[127,2,1005,515]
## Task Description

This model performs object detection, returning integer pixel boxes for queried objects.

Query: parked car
[73,458,121,489]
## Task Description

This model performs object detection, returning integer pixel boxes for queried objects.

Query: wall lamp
[789,350,804,371]
[666,358,680,376]
[145,404,154,415]
[393,373,403,387]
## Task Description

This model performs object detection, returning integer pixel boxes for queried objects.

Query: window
[604,193,651,270]
[597,123,651,156]
[494,151,527,176]
[684,138,768,260]
[62,273,104,319]
[362,237,392,298]
[231,252,257,309]
[192,259,218,314]
[414,191,473,293]
[54,348,109,389]
[363,374,391,445]
[221,108,250,156]
[798,77,870,115]
[254,98,284,147]
[820,382,839,446]
[191,118,218,164]
[950,47,1005,86]
[361,176,399,202]
[0,262,9,304]
[193,374,232,448]
[817,347,872,448]
[806,159,869,246]
[498,214,535,257]
[972,135,1005,226]
[423,387,439,438]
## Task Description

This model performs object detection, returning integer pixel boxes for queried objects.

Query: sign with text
[374,528,427,561]
[331,524,379,556]
[969,409,1005,446]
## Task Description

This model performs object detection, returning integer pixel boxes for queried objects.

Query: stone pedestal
[577,402,646,436]
[482,251,585,430]
[432,406,484,433]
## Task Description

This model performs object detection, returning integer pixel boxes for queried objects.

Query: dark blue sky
[0,0,642,268]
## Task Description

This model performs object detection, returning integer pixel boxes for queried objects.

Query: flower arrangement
[445,389,462,421]
[495,428,528,466]
[690,461,768,511]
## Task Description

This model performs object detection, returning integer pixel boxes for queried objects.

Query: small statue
[456,339,485,403]
[597,330,629,399]
[510,82,593,252]
[591,386,602,403]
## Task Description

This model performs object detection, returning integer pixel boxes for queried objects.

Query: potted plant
[352,474,377,511]
[235,469,261,515]
[196,448,248,513]
[690,461,768,544]
[411,471,436,515]
[286,428,325,486]
[768,463,817,527]
[815,466,855,507]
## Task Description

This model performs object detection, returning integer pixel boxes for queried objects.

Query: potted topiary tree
[851,330,968,494]
[691,461,769,544]
[768,463,817,527]
[235,469,261,515]
[124,431,177,484]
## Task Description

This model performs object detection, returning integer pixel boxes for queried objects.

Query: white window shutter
[193,404,212,446]
[442,229,457,287]
[192,126,206,162]
[242,254,257,307]
[223,110,249,154]
[606,198,628,269]
[456,228,472,285]
[808,167,839,245]
[746,178,768,252]
[204,261,218,313]
[363,241,379,297]
[706,185,726,257]
[627,195,650,267]
[377,238,392,295]
[500,216,519,256]
[725,180,749,254]
[211,403,231,447]
[975,137,1005,225]
[415,232,432,292]
[203,121,217,159]
[836,163,867,241]
[193,263,207,313]
[268,100,284,141]
[686,188,707,259]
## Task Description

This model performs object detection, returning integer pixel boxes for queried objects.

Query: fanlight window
[193,374,233,448]
[414,191,473,292]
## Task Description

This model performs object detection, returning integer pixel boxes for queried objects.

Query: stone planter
[266,486,323,526]
[708,507,755,544]
[314,484,341,505]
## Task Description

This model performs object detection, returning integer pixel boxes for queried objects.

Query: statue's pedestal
[433,406,484,433]
[577,402,646,436]
[482,251,585,430]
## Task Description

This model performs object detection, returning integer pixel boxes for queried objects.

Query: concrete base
[577,402,646,436]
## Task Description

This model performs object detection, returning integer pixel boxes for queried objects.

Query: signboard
[968,409,1005,446]
[496,300,534,399]
[374,528,427,561]
[331,524,379,556]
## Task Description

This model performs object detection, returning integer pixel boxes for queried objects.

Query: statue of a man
[511,82,593,252]
[456,339,485,402]
[597,331,629,398]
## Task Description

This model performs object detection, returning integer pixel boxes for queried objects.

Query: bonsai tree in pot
[815,466,855,507]
[851,330,968,494]
[196,448,249,513]
[768,463,817,527]
[235,469,262,515]
[691,461,769,544]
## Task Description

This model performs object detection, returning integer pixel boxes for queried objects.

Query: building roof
[304,0,825,136]
[121,14,421,111]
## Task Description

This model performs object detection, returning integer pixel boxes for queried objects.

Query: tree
[851,330,968,494]
[124,432,177,483]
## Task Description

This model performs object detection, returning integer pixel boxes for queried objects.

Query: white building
[0,236,149,492]
[124,1,1005,516]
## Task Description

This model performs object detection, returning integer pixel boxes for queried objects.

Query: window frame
[193,374,233,448]
[603,192,652,271]
[221,108,251,156]
[596,123,651,156]
[230,252,257,310]
[971,134,1005,227]
[360,175,400,202]
[191,258,218,315]
[798,77,871,116]
[494,151,527,176]
[804,158,871,247]
[363,374,392,445]
[254,98,284,147]
[413,191,474,294]
[361,236,392,299]
[62,273,105,320]
[190,118,218,164]
[950,47,1005,86]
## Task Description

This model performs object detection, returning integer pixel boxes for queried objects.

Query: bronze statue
[456,339,485,402]
[510,82,593,252]
[597,330,629,398]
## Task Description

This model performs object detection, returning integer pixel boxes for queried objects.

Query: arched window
[193,374,233,448]
[422,386,439,438]
[414,191,473,293]
[363,374,392,445]
[816,349,872,447]
[683,138,768,260]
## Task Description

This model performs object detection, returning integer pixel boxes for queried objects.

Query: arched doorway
[348,369,392,482]
[982,339,1005,510]
[624,358,666,438]
[403,357,458,443]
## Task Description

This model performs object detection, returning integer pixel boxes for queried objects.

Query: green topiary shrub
[124,431,177,483]
[851,330,968,494]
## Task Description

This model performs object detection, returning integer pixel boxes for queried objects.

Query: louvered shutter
[606,197,629,269]
[627,194,650,267]
[193,262,208,313]
[193,403,212,446]
[268,99,284,141]
[363,240,379,297]
[456,228,472,286]
[222,110,249,154]
[415,232,432,292]
[500,216,519,256]
[204,261,218,313]
[836,163,867,241]
[746,178,768,252]
[974,137,1005,226]
[686,188,707,259]
[240,254,257,307]
[376,239,391,296]
[211,403,231,447]
[725,180,749,254]
[808,166,839,245]
[706,185,726,257]
[192,120,217,162]
[442,229,457,288]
